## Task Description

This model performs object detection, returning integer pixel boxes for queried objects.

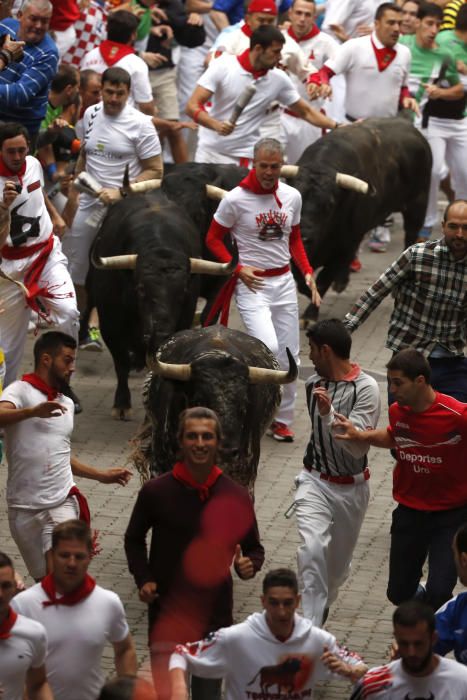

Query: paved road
[0,215,453,698]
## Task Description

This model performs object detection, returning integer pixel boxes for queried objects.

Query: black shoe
[60,383,83,414]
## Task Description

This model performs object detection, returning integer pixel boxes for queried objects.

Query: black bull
[132,325,296,493]
[248,658,303,693]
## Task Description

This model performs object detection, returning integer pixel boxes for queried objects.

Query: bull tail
[247,670,261,686]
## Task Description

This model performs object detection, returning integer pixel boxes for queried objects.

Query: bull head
[73,166,161,199]
[148,346,298,385]
[92,252,238,275]
[279,165,370,195]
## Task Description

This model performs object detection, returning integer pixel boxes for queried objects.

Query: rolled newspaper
[228,82,257,126]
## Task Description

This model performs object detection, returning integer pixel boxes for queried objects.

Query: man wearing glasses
[344,199,467,401]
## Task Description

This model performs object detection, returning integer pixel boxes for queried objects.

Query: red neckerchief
[0,607,18,639]
[172,461,222,501]
[287,24,320,43]
[21,372,58,400]
[99,39,135,67]
[239,168,282,208]
[41,573,96,607]
[241,23,252,37]
[370,37,396,72]
[0,156,26,189]
[237,49,268,79]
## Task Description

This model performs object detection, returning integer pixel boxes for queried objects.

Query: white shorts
[8,496,79,580]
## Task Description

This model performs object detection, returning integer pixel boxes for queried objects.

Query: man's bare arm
[209,9,229,30]
[113,634,138,677]
[134,154,164,182]
[0,400,68,427]
[186,85,234,135]
[26,665,54,700]
[333,414,395,449]
[287,98,339,130]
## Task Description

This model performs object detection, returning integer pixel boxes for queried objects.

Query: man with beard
[350,601,467,698]
[0,331,132,581]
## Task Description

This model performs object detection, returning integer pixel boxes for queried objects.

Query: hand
[32,401,68,418]
[14,570,26,591]
[172,120,198,132]
[141,51,168,68]
[139,581,158,603]
[2,34,25,62]
[151,6,169,22]
[187,12,203,25]
[233,544,255,579]
[99,188,122,205]
[319,83,333,99]
[58,173,74,197]
[321,646,367,681]
[389,640,400,661]
[306,81,322,100]
[329,23,349,42]
[98,467,132,486]
[401,96,420,116]
[2,180,19,208]
[355,23,373,36]
[332,413,361,441]
[49,117,69,130]
[215,120,235,136]
[51,212,66,238]
[238,266,265,292]
[456,59,467,75]
[422,83,444,100]
[312,386,332,416]
[150,24,174,42]
[305,273,321,306]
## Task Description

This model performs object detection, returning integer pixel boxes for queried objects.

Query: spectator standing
[322,0,375,43]
[401,0,421,33]
[49,0,80,57]
[437,3,467,85]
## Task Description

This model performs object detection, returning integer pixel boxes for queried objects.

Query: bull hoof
[332,281,348,293]
[111,407,133,421]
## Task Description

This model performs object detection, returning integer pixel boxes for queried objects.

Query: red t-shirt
[50,0,80,31]
[388,392,467,511]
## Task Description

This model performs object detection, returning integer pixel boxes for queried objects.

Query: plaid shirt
[344,239,467,355]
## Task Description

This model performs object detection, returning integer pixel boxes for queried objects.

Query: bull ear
[248,347,298,385]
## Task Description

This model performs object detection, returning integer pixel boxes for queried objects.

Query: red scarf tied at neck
[239,168,283,208]
[237,49,269,80]
[370,37,396,72]
[172,461,222,501]
[41,573,96,607]
[21,372,59,400]
[287,24,320,43]
[99,39,135,67]
[0,156,26,188]
[0,607,18,639]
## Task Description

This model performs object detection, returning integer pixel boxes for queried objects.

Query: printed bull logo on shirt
[404,693,435,700]
[10,200,41,247]
[247,654,314,698]
[256,210,288,241]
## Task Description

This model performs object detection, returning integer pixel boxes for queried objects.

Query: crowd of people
[0,0,467,698]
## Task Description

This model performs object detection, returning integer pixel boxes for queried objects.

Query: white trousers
[281,112,322,165]
[194,146,252,166]
[294,468,370,626]
[0,238,79,387]
[235,272,299,426]
[421,117,467,228]
[62,198,107,286]
[52,25,77,59]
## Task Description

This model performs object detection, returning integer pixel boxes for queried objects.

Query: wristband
[44,162,57,180]
[193,105,207,124]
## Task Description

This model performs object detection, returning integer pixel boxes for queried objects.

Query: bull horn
[335,173,369,194]
[190,258,234,275]
[206,184,228,200]
[248,347,298,385]
[94,254,138,269]
[128,179,162,194]
[148,355,191,381]
[281,165,299,178]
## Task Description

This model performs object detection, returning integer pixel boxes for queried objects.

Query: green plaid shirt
[344,239,467,355]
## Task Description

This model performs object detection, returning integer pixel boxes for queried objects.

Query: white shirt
[0,613,47,700]
[214,181,301,268]
[12,584,130,700]
[80,50,153,107]
[326,33,411,118]
[1,381,75,510]
[197,53,300,158]
[287,28,339,103]
[352,657,467,698]
[82,102,161,191]
[323,0,375,40]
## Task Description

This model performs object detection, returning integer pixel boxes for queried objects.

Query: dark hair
[262,568,298,594]
[417,2,443,21]
[386,348,431,383]
[52,520,93,552]
[98,676,157,700]
[33,331,77,368]
[402,0,421,8]
[250,24,285,49]
[455,523,467,555]
[0,552,14,570]
[176,406,223,444]
[375,2,402,20]
[102,67,132,89]
[291,0,315,6]
[50,63,79,93]
[80,68,101,90]
[0,122,29,148]
[107,10,139,44]
[306,319,352,359]
[393,600,435,634]
[456,3,467,31]
[442,198,467,222]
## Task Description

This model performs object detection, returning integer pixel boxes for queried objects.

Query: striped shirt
[0,19,58,133]
[303,365,380,477]
[344,239,467,355]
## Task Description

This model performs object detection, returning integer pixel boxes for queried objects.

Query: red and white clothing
[0,609,47,700]
[170,611,364,700]
[50,0,80,57]
[318,33,411,120]
[195,51,300,163]
[81,46,153,108]
[207,176,310,426]
[63,102,161,286]
[322,0,375,42]
[350,657,467,699]
[0,155,79,386]
[12,582,130,700]
[388,392,467,512]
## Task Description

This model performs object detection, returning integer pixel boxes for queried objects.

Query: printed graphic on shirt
[246,654,314,697]
[10,200,40,246]
[256,209,288,241]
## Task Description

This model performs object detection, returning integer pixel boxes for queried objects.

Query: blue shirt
[212,0,292,25]
[435,591,467,664]
[0,19,58,134]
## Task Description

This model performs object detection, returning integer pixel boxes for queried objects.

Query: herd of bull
[85,116,432,492]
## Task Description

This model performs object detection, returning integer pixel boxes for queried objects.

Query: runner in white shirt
[187,24,339,165]
[322,0,376,43]
[0,552,51,700]
[0,331,132,580]
[0,123,80,388]
[350,601,467,699]
[12,520,137,700]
